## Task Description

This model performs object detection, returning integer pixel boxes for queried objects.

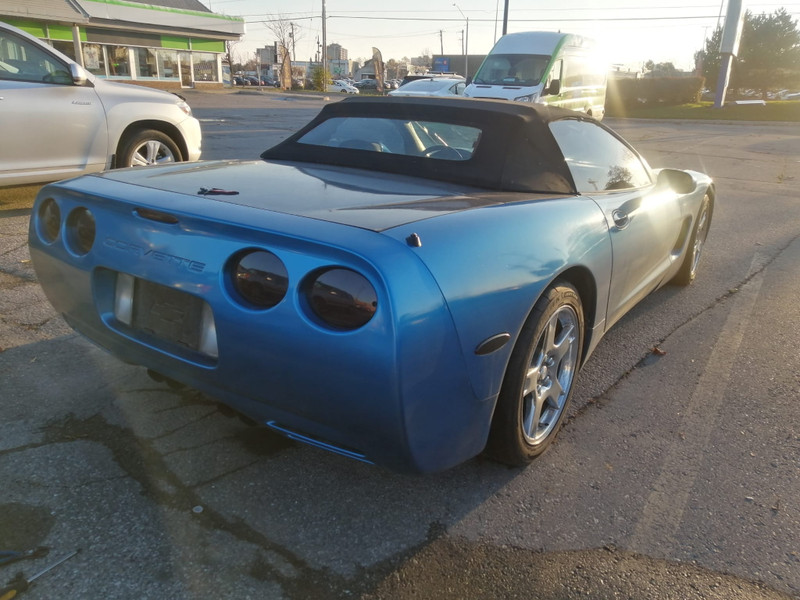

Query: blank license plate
[131,279,204,351]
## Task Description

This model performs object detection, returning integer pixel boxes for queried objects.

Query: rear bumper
[28,187,494,473]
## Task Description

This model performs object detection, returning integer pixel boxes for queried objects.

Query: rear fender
[384,196,612,404]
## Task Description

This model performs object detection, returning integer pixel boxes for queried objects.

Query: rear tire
[118,129,182,168]
[672,193,711,286]
[485,282,584,466]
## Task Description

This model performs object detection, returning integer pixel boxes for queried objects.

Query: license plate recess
[131,278,204,352]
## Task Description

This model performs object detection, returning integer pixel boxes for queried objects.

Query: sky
[200,1,800,72]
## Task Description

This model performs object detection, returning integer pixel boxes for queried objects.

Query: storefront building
[0,0,244,89]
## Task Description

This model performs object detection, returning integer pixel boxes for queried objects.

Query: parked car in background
[327,80,359,94]
[353,79,380,90]
[0,21,201,188]
[388,77,466,97]
[29,96,714,473]
[399,72,461,87]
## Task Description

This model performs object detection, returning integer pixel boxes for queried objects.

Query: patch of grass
[606,100,800,121]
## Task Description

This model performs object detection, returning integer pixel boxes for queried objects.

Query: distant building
[257,43,351,81]
[0,0,244,89]
[257,43,281,79]
[354,58,383,81]
[327,43,347,61]
[258,44,279,66]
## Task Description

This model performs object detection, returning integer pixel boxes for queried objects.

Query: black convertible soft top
[261,96,582,194]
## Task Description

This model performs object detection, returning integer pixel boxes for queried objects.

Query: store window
[82,43,106,76]
[192,52,218,82]
[108,46,130,77]
[134,47,157,78]
[51,40,76,62]
[157,49,180,80]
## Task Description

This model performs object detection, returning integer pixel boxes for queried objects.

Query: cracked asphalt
[1,91,799,598]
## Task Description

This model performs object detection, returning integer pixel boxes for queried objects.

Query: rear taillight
[303,268,377,330]
[230,249,289,309]
[37,198,61,243]
[66,207,95,255]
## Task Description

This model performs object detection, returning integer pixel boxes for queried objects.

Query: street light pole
[453,3,468,77]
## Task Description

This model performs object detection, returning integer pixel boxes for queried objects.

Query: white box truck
[464,31,607,119]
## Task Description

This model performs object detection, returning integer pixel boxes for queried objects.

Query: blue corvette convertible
[29,97,713,473]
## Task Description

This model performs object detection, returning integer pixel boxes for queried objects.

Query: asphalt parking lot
[1,90,799,599]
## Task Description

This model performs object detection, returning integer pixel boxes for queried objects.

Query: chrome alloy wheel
[521,304,580,445]
[129,140,177,166]
[689,198,710,274]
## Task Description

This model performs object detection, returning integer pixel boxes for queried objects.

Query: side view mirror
[544,79,561,96]
[466,75,473,85]
[70,63,89,86]
[656,168,696,194]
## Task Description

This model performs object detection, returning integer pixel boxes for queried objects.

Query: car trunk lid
[91,159,541,231]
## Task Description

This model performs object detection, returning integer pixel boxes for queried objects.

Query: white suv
[0,21,202,188]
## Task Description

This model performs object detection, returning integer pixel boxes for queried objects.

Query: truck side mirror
[544,79,561,96]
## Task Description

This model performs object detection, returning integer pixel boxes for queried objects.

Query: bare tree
[225,40,237,70]
[264,15,301,89]
[226,40,249,73]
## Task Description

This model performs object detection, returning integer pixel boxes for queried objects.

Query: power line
[244,14,726,24]
[237,3,800,22]
[324,14,723,23]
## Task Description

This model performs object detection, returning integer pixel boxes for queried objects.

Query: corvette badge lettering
[103,237,205,273]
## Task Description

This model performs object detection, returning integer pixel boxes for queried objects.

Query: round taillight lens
[66,208,96,255]
[305,268,377,330]
[38,198,61,243]
[231,250,288,309]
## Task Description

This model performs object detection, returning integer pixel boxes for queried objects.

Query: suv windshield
[472,54,550,86]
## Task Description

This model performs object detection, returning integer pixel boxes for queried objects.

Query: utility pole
[322,0,328,81]
[494,0,499,42]
[503,0,509,36]
[289,22,296,62]
[453,3,468,77]
[439,30,444,55]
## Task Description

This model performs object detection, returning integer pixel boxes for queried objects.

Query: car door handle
[612,209,630,229]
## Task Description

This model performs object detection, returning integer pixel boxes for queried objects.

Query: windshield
[472,53,551,86]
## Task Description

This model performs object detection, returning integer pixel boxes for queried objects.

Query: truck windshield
[472,54,550,86]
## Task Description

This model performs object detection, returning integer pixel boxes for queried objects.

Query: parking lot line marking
[629,254,765,555]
